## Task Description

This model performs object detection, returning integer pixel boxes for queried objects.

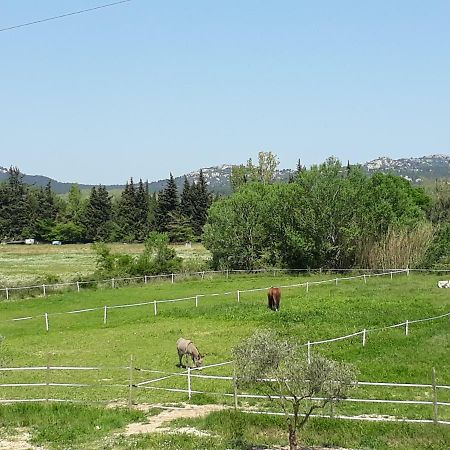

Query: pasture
[0,271,449,449]
[0,242,210,286]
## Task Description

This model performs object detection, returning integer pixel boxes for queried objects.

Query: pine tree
[83,185,113,242]
[0,167,30,240]
[135,178,150,240]
[154,173,179,233]
[180,176,194,220]
[191,169,212,237]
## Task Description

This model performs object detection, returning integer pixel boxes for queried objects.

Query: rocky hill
[362,154,450,183]
[1,154,449,194]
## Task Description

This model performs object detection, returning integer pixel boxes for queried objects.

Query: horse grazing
[176,338,204,368]
[268,287,281,311]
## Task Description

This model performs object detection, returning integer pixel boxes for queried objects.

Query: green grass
[0,242,210,286]
[0,271,449,448]
[0,403,145,449]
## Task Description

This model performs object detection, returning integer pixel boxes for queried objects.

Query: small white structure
[437,280,450,288]
[25,238,35,245]
[52,241,62,246]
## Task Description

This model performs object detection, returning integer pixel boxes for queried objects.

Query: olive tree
[233,330,357,450]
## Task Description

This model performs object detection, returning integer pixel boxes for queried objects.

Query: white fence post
[405,320,409,336]
[76,281,80,293]
[154,301,157,316]
[233,366,238,409]
[144,275,148,284]
[237,290,240,303]
[171,273,174,284]
[44,313,49,332]
[187,367,192,400]
[226,269,229,279]
[362,329,366,347]
[306,282,309,293]
[407,267,410,276]
[432,367,438,424]
[307,341,311,364]
[5,288,9,301]
[129,355,134,408]
[195,295,199,307]
[390,272,393,280]
[42,284,46,296]
[335,278,338,285]
[103,306,108,324]
[112,278,115,289]
[363,274,367,284]
[201,271,205,280]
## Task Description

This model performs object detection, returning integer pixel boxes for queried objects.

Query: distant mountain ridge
[1,153,449,194]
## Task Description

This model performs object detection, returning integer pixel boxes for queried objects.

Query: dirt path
[0,429,46,450]
[121,403,228,436]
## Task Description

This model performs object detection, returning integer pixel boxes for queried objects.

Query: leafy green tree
[50,221,86,243]
[233,330,357,450]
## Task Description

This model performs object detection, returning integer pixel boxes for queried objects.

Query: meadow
[0,242,210,286]
[0,267,449,449]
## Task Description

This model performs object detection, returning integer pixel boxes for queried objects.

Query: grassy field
[0,270,449,448]
[0,242,210,286]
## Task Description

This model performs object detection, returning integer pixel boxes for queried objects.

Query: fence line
[0,266,420,301]
[1,362,448,426]
[1,271,448,354]
[0,269,406,327]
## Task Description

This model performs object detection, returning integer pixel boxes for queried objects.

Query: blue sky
[1,1,449,184]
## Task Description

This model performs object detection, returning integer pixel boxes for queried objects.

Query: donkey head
[194,354,204,367]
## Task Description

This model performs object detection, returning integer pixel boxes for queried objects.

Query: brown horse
[267,287,281,311]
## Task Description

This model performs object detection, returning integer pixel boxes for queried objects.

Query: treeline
[204,156,450,270]
[0,168,211,244]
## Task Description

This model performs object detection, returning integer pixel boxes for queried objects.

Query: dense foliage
[0,167,211,244]
[204,157,435,269]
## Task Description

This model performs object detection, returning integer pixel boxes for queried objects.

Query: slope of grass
[0,271,449,448]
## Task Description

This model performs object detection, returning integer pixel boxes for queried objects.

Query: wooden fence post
[432,367,438,424]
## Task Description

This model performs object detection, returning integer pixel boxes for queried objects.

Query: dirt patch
[0,429,46,450]
[119,403,227,436]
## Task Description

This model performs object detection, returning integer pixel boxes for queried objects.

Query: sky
[1,1,449,185]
